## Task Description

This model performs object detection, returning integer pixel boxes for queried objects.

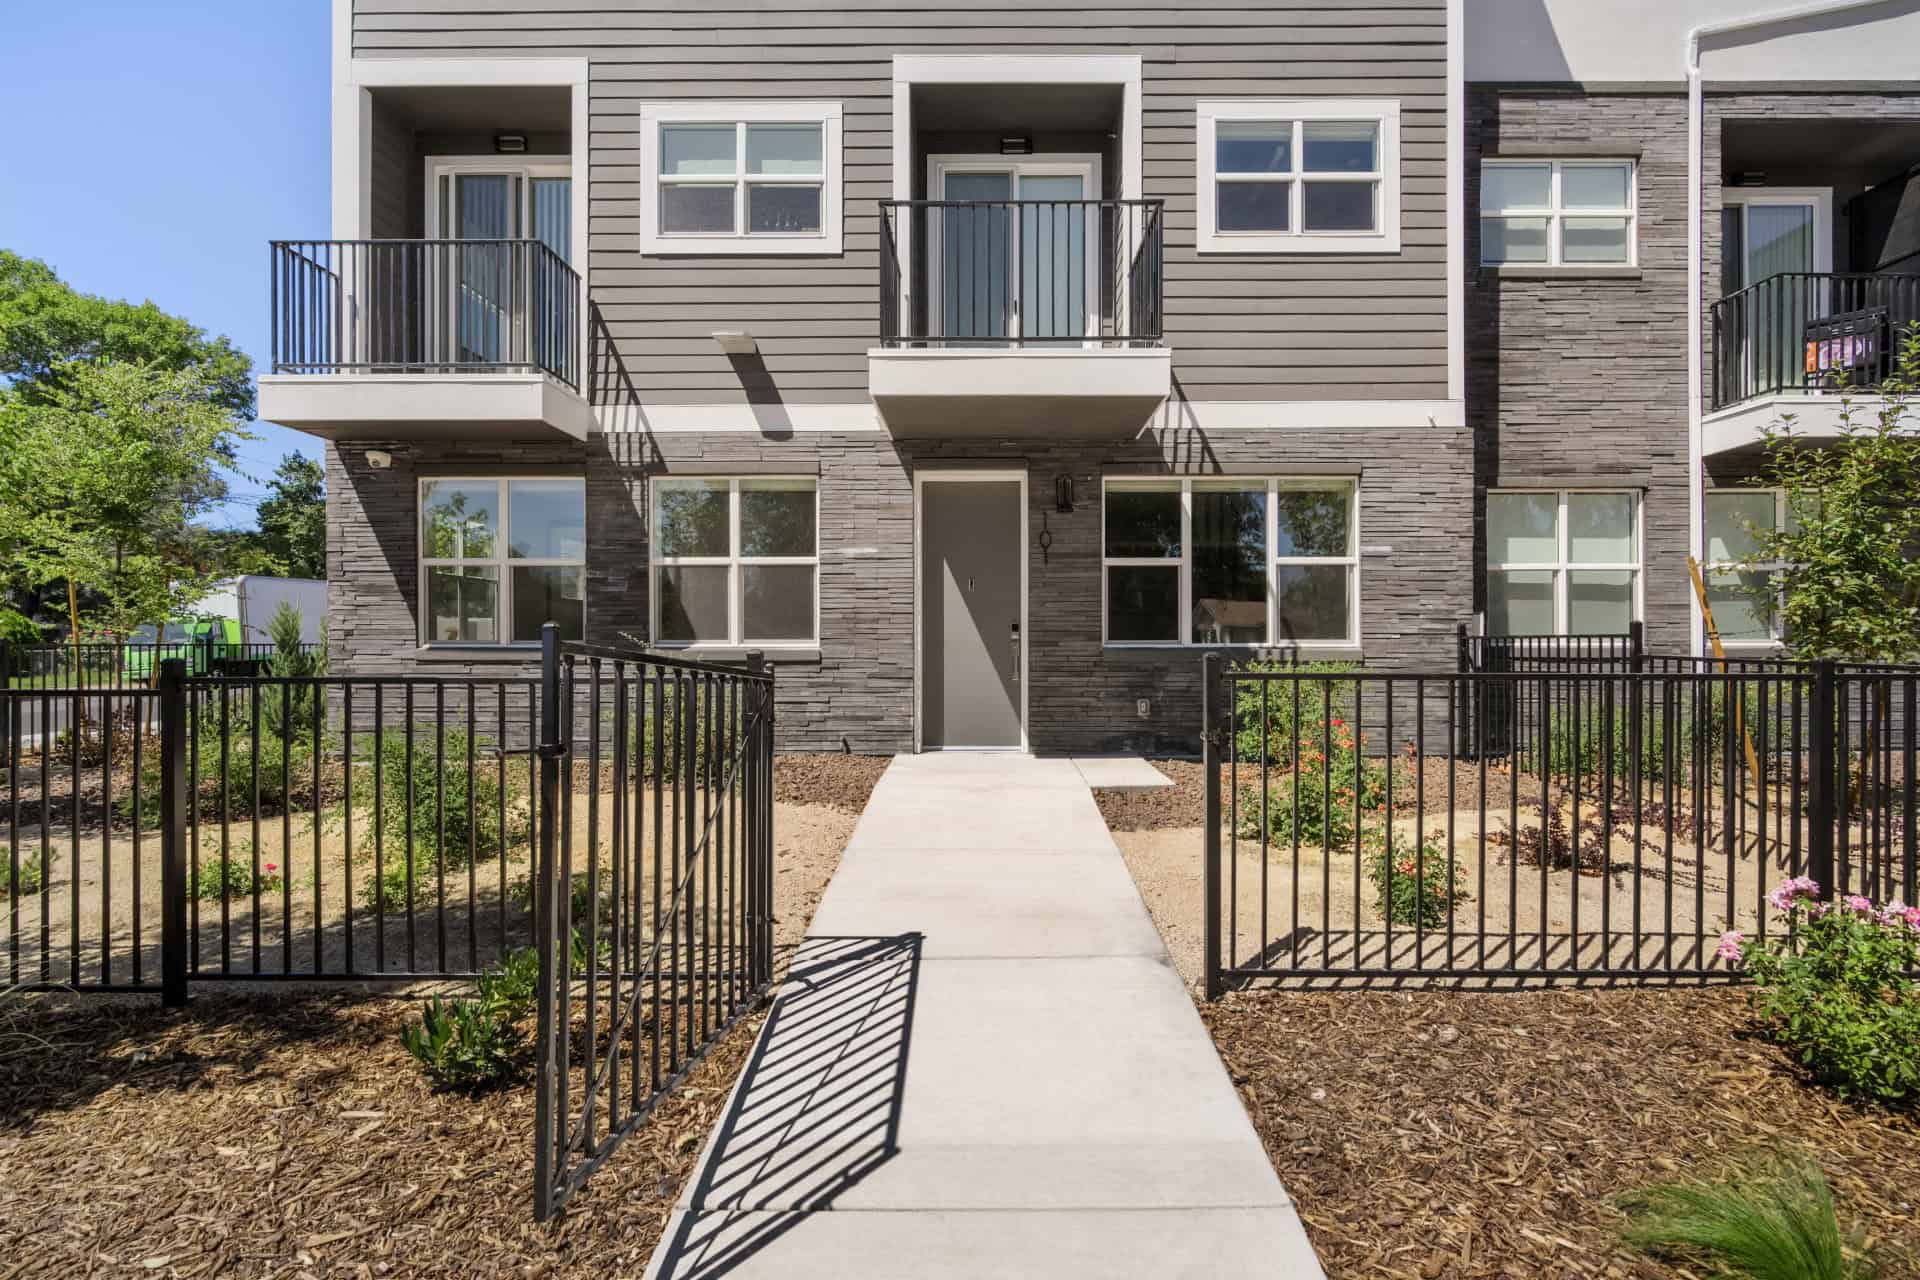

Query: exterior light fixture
[1055,475,1075,513]
[712,331,759,355]
[365,450,393,470]
[1000,135,1034,156]
[494,133,528,154]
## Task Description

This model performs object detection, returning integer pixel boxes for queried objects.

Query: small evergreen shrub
[350,727,526,867]
[400,996,524,1091]
[1727,879,1920,1105]
[1364,831,1467,928]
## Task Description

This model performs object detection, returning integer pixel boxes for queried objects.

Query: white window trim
[1703,487,1790,650]
[1481,159,1638,268]
[1195,99,1402,255]
[418,476,586,646]
[639,101,843,256]
[423,156,575,241]
[1487,488,1643,636]
[649,477,821,648]
[1101,476,1362,648]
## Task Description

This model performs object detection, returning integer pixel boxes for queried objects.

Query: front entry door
[921,478,1024,749]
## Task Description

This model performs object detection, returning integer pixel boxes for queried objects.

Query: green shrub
[121,710,321,827]
[1236,714,1391,850]
[477,946,540,1022]
[1232,660,1361,766]
[399,996,524,1091]
[0,608,43,672]
[350,727,526,868]
[263,604,326,739]
[1364,831,1466,928]
[189,853,284,902]
[1532,684,1770,783]
[4,852,44,896]
[1620,1154,1879,1280]
[1736,883,1920,1105]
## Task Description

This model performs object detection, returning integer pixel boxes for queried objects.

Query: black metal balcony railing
[1711,270,1920,410]
[270,239,581,390]
[878,199,1164,347]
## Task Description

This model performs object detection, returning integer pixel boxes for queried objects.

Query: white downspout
[1683,0,1896,657]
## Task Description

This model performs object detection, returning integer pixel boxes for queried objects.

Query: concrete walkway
[645,753,1324,1279]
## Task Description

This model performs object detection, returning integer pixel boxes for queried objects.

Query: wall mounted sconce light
[1055,475,1075,513]
[365,449,393,470]
[1000,135,1034,155]
[494,133,528,154]
[712,330,759,355]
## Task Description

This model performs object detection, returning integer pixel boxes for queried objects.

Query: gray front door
[921,479,1023,749]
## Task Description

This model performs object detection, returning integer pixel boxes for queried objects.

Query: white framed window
[1195,100,1401,254]
[1103,477,1360,647]
[1481,159,1636,267]
[639,102,843,255]
[651,477,819,647]
[1487,490,1640,637]
[419,477,586,645]
[1704,488,1795,648]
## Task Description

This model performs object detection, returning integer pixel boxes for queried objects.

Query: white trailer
[199,576,328,644]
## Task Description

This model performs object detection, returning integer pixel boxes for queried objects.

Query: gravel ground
[0,753,886,1279]
[1203,987,1920,1279]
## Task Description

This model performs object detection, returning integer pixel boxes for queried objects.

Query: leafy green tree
[1739,325,1920,663]
[0,252,255,650]
[0,360,246,643]
[0,250,253,420]
[254,453,327,578]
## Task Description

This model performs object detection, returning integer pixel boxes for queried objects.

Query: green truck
[123,617,268,680]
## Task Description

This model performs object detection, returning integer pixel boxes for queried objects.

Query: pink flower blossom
[1765,876,1820,913]
[1846,894,1875,916]
[1715,930,1746,964]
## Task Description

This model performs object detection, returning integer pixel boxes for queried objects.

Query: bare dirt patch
[1203,987,1920,1279]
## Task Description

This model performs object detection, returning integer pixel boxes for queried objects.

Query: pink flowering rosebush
[1728,878,1920,1105]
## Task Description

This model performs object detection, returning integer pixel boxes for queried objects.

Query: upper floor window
[1487,489,1639,636]
[420,477,586,645]
[639,102,843,255]
[1195,100,1401,254]
[1481,160,1636,267]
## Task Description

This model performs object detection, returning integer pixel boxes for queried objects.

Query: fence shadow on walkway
[649,931,923,1279]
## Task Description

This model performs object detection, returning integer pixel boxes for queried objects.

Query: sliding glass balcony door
[1721,191,1831,396]
[427,161,572,371]
[931,159,1097,345]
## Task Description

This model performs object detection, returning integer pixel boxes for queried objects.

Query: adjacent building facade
[263,0,1920,753]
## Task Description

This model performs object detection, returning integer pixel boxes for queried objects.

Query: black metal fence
[1710,270,1920,410]
[3,663,543,994]
[532,632,776,1222]
[1201,654,1917,992]
[878,198,1165,347]
[270,238,581,389]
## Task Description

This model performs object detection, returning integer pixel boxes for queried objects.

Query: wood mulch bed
[772,752,889,814]
[0,992,763,1279]
[1202,987,1920,1279]
[1097,758,1527,833]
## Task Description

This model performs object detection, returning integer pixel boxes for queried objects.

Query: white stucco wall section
[1468,0,1920,82]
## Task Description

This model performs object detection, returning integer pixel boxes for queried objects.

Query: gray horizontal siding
[354,0,1450,405]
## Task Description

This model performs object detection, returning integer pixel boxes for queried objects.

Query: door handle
[1009,623,1021,685]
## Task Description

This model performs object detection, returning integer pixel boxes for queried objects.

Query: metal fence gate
[532,628,777,1221]
[1202,652,1918,993]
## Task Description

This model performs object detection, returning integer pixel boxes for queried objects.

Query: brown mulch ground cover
[1203,987,1920,1279]
[0,992,763,1279]
[772,752,889,813]
[1097,758,1528,833]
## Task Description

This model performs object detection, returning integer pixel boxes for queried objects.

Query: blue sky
[0,2,331,529]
